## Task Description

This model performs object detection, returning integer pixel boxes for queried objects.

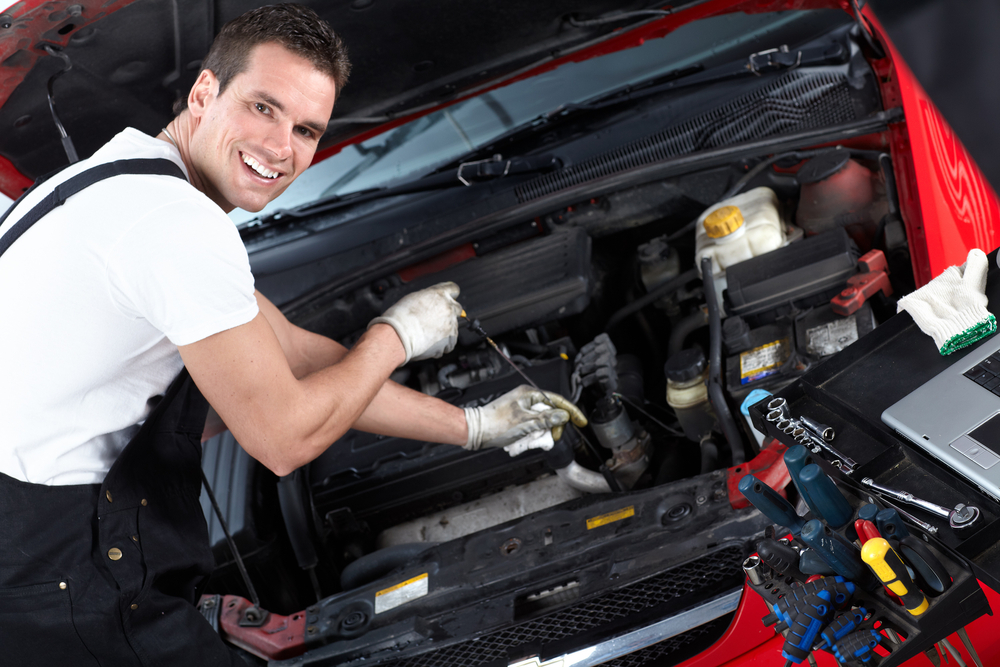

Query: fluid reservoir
[796,151,886,251]
[664,348,715,442]
[694,187,785,310]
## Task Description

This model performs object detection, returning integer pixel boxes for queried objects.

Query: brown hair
[174,3,350,115]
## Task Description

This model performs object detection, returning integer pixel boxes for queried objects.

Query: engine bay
[199,24,919,661]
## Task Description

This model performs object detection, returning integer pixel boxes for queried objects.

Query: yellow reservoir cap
[703,206,745,238]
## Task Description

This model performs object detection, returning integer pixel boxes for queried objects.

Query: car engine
[202,31,912,626]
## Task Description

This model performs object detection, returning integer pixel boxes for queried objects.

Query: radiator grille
[373,545,745,667]
[515,69,857,203]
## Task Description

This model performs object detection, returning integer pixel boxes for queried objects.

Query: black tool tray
[743,251,1000,664]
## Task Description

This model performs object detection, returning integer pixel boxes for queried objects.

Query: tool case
[737,252,1000,665]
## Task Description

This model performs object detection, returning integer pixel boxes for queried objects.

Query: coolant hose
[700,437,719,474]
[604,268,699,333]
[556,461,612,494]
[667,308,709,358]
[700,257,745,465]
[340,542,440,591]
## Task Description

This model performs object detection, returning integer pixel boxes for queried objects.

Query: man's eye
[296,127,314,139]
[255,102,270,115]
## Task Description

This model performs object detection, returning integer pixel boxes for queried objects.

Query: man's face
[188,42,337,213]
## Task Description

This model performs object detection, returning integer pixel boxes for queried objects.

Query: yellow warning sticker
[375,572,428,614]
[740,338,790,385]
[586,506,635,530]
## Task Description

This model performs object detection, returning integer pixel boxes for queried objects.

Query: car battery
[724,228,859,327]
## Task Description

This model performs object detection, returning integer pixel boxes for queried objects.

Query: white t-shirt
[0,128,259,485]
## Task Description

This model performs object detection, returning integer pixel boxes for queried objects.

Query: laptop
[882,333,1000,503]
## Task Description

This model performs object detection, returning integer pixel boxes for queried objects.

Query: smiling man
[0,4,583,666]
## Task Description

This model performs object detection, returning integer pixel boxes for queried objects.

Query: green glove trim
[939,314,997,355]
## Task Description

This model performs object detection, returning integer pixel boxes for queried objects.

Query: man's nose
[262,122,294,161]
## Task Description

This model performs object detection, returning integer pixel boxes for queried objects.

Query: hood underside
[0,0,849,197]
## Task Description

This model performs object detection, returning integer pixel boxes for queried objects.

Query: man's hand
[463,386,588,452]
[369,282,462,365]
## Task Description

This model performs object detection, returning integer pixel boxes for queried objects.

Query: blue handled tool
[738,475,806,536]
[857,502,879,524]
[800,520,879,592]
[783,445,819,514]
[798,463,854,528]
[833,628,882,664]
[875,507,910,539]
[799,548,836,576]
[782,591,833,665]
[817,606,868,650]
[770,576,855,629]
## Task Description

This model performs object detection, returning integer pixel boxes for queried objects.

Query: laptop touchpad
[951,413,1000,469]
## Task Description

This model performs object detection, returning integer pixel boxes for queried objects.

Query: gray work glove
[463,386,588,453]
[369,282,462,365]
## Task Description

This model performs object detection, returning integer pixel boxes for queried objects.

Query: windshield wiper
[239,153,561,238]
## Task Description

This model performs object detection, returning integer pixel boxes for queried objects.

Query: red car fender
[863,7,1000,284]
[727,438,791,510]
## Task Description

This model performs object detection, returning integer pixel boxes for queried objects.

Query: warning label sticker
[375,573,429,614]
[806,316,859,357]
[586,506,635,530]
[740,339,790,385]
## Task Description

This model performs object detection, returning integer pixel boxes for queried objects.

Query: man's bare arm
[180,311,408,476]
[254,290,468,445]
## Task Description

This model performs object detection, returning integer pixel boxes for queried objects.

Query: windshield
[229,8,850,225]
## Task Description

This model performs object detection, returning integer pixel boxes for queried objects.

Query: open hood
[0,0,849,198]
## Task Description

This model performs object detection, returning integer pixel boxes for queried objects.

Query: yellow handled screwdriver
[861,537,929,616]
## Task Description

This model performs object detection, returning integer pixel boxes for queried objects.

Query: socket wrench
[861,478,980,530]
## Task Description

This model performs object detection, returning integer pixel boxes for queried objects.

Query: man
[0,5,583,665]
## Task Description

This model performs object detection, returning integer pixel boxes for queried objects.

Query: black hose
[667,308,709,358]
[340,542,439,591]
[700,438,719,474]
[604,268,699,333]
[700,257,745,465]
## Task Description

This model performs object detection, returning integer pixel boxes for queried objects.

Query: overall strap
[0,158,186,259]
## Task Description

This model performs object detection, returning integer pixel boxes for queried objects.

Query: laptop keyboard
[964,353,1000,394]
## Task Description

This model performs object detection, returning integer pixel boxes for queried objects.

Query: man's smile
[241,151,281,180]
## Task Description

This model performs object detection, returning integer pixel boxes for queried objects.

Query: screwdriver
[861,537,929,616]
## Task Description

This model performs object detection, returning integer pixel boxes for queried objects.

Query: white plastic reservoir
[694,187,786,310]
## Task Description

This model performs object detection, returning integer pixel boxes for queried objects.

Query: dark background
[870,0,1000,193]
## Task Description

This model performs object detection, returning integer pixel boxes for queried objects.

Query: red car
[1,1,997,665]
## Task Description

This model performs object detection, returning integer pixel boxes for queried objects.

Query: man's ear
[188,69,219,119]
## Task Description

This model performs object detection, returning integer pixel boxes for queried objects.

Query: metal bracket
[748,45,802,76]
[457,154,510,186]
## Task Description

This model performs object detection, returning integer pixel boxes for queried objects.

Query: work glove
[463,385,588,455]
[897,248,996,355]
[369,282,463,365]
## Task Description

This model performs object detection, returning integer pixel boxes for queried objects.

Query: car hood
[0,0,848,199]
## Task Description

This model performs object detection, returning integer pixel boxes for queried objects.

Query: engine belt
[0,158,186,259]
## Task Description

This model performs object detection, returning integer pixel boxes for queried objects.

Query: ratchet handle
[739,475,806,536]
[861,537,929,616]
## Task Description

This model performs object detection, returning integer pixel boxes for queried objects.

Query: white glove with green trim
[897,248,996,355]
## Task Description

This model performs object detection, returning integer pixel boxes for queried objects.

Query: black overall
[0,160,248,665]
